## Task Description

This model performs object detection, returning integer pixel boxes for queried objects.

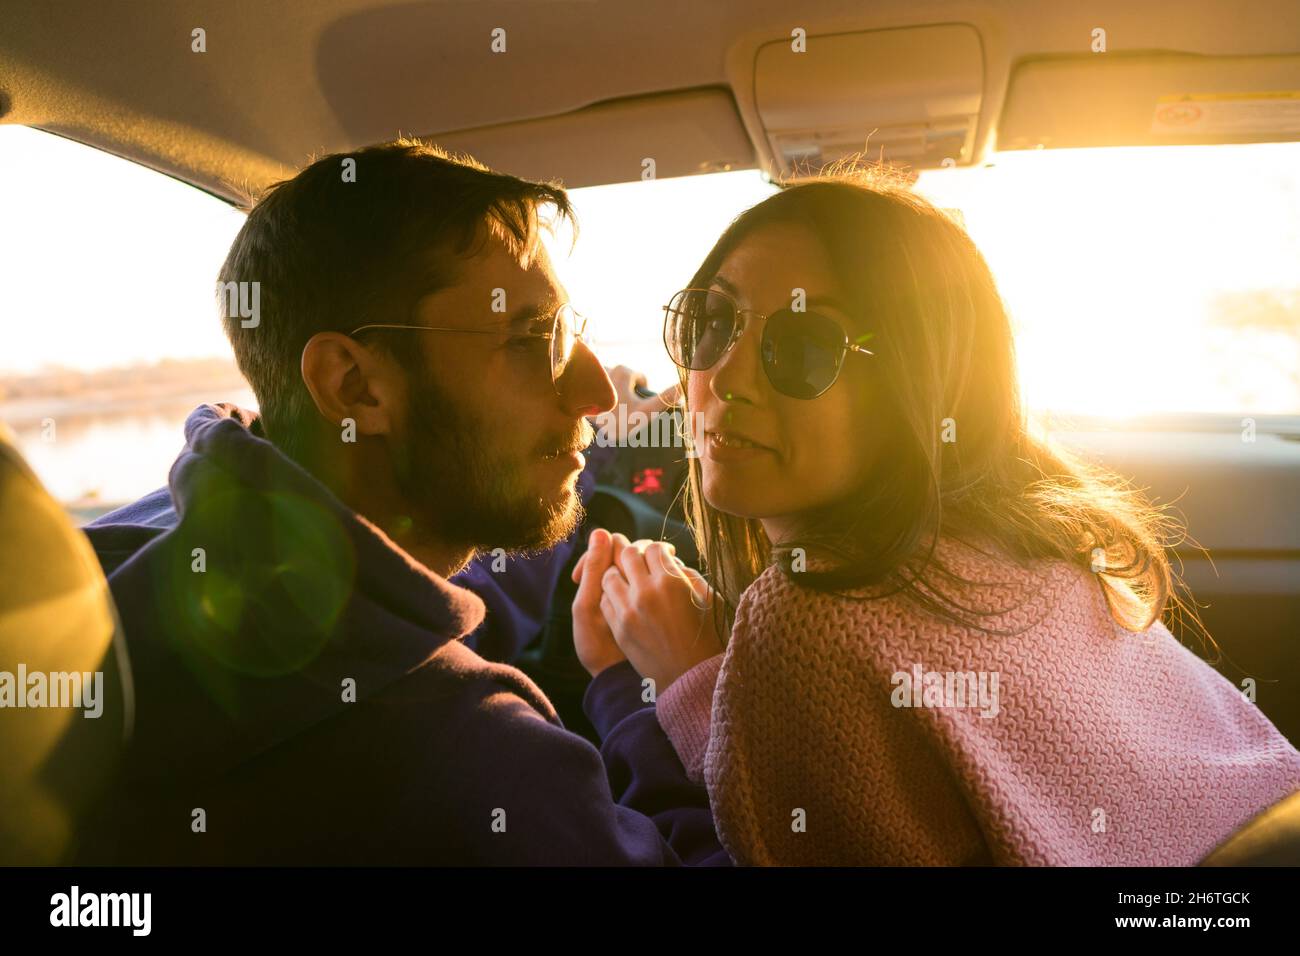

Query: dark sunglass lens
[762,311,847,399]
[666,290,735,370]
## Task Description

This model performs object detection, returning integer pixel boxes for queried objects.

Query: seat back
[0,422,131,864]
[1200,788,1300,865]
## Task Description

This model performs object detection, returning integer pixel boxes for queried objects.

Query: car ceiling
[2,0,1298,203]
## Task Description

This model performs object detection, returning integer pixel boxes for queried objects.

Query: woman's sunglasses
[662,288,874,400]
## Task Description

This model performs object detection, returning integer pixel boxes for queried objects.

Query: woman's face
[688,221,883,541]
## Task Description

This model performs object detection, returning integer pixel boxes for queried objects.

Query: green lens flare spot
[167,481,355,681]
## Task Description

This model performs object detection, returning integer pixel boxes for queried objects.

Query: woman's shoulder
[735,535,1101,640]
[731,554,920,646]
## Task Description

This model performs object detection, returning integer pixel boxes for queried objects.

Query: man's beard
[392,369,586,556]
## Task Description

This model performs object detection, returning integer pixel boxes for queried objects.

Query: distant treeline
[0,357,249,404]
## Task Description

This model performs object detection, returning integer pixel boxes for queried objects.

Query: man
[78,139,725,865]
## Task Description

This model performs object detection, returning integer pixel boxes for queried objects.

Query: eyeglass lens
[664,289,849,399]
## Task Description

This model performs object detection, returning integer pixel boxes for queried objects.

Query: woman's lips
[705,430,774,462]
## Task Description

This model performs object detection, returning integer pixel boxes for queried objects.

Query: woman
[571,170,1300,865]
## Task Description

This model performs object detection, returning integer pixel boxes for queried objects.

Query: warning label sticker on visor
[1152,92,1300,136]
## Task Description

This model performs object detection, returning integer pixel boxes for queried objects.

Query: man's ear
[300,332,404,438]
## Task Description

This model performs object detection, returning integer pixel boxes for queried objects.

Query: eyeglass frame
[348,302,589,394]
[661,287,874,399]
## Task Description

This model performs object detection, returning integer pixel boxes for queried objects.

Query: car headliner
[2,0,1298,204]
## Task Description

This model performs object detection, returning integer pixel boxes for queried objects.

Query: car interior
[2,0,1298,868]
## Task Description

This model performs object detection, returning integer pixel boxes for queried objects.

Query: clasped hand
[571,528,724,693]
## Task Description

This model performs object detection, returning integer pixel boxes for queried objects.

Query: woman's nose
[709,314,765,404]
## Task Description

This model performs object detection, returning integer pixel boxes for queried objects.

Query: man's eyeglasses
[349,303,588,394]
[663,287,874,400]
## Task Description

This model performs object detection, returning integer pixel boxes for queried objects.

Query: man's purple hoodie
[78,403,728,865]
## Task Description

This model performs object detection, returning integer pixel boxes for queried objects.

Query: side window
[0,127,249,520]
[915,143,1300,418]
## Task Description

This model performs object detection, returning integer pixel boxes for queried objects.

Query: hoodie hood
[173,403,485,639]
[94,403,487,783]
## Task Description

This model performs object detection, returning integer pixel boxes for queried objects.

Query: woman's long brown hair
[677,166,1206,646]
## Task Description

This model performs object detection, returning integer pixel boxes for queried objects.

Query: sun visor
[752,24,985,175]
[999,53,1300,149]
[424,87,755,189]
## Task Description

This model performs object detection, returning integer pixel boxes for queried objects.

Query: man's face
[391,230,615,555]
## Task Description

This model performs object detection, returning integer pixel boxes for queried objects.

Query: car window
[915,143,1300,419]
[0,126,249,516]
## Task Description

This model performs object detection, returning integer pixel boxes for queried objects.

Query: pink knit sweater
[657,537,1300,865]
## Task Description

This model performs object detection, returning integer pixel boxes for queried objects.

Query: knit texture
[657,537,1300,865]
[656,654,722,781]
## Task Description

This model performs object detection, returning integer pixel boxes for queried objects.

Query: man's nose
[558,339,617,418]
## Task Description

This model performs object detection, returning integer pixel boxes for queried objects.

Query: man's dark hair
[216,138,573,464]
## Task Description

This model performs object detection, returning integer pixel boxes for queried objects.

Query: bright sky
[0,126,246,372]
[915,143,1300,417]
[2,124,1298,417]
